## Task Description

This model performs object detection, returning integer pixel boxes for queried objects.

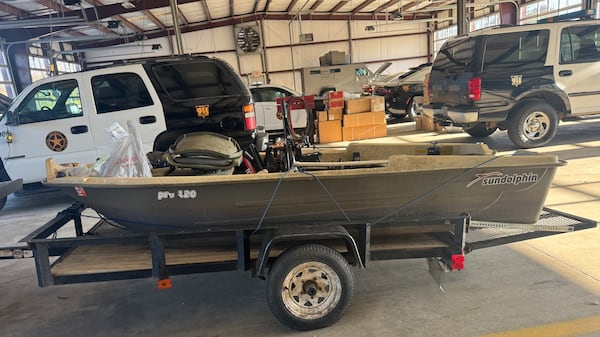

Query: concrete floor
[1,116,599,337]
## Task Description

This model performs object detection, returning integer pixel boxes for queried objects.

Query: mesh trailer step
[465,207,597,252]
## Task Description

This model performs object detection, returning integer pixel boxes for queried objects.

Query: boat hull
[47,153,563,232]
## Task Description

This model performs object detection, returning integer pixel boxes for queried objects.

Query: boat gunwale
[44,154,566,188]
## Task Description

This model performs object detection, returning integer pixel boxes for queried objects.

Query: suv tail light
[243,103,257,131]
[468,77,481,101]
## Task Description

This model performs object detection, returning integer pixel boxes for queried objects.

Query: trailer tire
[266,244,354,331]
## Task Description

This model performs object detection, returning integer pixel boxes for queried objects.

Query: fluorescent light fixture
[107,20,121,29]
[121,1,135,9]
[0,17,87,29]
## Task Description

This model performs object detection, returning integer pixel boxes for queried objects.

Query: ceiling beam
[0,2,33,18]
[329,1,348,13]
[74,12,391,48]
[353,0,377,14]
[310,0,325,11]
[286,0,299,13]
[143,10,167,31]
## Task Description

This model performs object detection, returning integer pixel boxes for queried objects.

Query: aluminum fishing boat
[44,142,564,233]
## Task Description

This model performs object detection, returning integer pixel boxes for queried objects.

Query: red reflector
[452,254,465,270]
[243,104,257,131]
[157,278,172,290]
[468,77,481,101]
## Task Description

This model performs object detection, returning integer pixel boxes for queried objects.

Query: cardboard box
[317,111,328,122]
[318,120,343,143]
[345,97,372,114]
[342,123,387,141]
[416,115,435,131]
[370,96,385,112]
[342,111,386,127]
[318,109,343,121]
[328,91,344,100]
[328,99,344,109]
[324,51,347,65]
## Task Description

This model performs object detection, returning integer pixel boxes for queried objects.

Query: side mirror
[5,111,18,126]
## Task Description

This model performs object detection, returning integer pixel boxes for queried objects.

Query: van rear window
[483,30,549,70]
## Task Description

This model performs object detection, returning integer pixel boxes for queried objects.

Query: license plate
[195,105,209,118]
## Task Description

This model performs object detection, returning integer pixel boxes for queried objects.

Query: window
[29,55,51,82]
[14,80,82,124]
[470,13,500,32]
[433,25,458,57]
[0,51,16,98]
[92,73,153,114]
[251,87,293,102]
[483,30,549,70]
[434,37,476,73]
[560,25,600,64]
[520,0,582,23]
[152,61,238,100]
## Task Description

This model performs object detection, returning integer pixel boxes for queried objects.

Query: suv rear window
[152,61,239,101]
[483,30,549,71]
[434,37,476,72]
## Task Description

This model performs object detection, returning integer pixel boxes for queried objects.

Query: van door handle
[559,70,573,77]
[70,125,88,134]
[139,116,156,124]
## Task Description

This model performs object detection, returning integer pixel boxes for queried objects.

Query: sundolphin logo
[467,172,539,188]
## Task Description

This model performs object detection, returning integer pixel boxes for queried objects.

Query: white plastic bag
[99,121,152,177]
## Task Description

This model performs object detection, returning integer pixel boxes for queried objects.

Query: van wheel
[507,102,558,148]
[266,244,354,331]
[463,123,497,137]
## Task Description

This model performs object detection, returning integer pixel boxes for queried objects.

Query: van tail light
[468,77,481,101]
[243,103,257,131]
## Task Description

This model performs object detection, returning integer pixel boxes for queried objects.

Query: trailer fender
[255,225,362,279]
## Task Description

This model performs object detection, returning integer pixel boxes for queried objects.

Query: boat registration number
[157,190,197,200]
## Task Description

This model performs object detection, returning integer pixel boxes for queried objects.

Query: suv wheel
[507,102,558,148]
[463,123,497,138]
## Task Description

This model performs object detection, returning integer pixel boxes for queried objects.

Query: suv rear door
[428,36,477,106]
[555,23,600,116]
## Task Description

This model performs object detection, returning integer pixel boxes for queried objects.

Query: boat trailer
[0,203,595,330]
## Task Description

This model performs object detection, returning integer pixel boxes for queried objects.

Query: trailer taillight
[468,77,481,101]
[452,254,465,270]
[243,103,257,131]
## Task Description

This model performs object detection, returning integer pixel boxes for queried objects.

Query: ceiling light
[107,20,121,29]
[121,2,135,9]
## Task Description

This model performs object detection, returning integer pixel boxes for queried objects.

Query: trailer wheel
[266,244,354,331]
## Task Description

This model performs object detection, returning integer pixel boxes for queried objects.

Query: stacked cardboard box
[317,94,388,143]
[342,96,387,141]
[317,91,344,143]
